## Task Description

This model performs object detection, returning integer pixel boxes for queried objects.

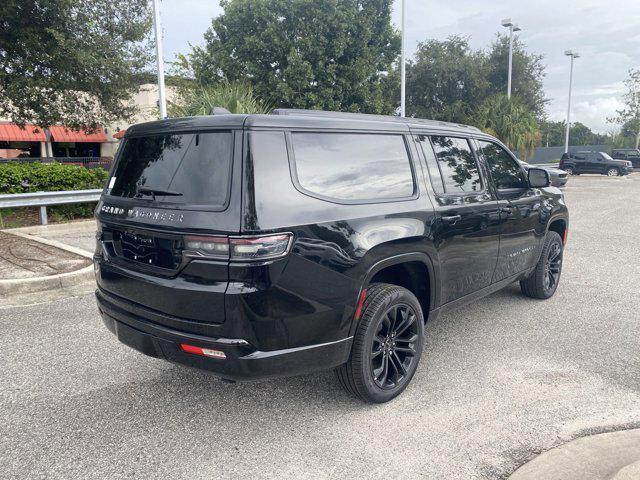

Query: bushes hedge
[0,162,109,220]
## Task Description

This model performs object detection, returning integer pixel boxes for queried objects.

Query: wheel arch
[547,216,568,243]
[349,253,437,337]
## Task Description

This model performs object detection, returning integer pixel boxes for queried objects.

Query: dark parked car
[518,160,569,187]
[560,151,632,176]
[612,148,640,168]
[94,110,569,403]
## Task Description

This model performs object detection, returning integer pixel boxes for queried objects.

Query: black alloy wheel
[336,283,425,403]
[371,304,419,390]
[543,240,562,294]
[520,231,564,299]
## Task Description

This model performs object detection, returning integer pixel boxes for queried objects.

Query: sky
[159,0,640,133]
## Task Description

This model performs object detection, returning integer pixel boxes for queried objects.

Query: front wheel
[520,231,564,299]
[336,283,424,403]
[606,167,620,176]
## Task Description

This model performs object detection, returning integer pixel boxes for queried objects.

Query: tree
[169,82,272,116]
[472,95,541,159]
[540,120,566,147]
[405,36,488,123]
[0,0,152,129]
[485,34,547,117]
[609,69,640,149]
[190,0,400,114]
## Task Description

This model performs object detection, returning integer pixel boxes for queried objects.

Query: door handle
[442,215,462,224]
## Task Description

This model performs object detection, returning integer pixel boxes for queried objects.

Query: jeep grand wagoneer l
[94,110,568,403]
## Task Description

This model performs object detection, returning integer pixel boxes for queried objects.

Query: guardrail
[0,189,102,225]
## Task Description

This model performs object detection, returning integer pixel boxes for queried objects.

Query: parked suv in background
[612,148,640,168]
[94,110,569,403]
[560,151,632,176]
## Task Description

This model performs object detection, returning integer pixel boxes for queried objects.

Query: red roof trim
[113,129,126,139]
[49,126,108,143]
[0,123,47,142]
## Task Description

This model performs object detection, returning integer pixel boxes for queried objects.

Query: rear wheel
[336,283,424,403]
[606,167,620,176]
[564,166,575,175]
[520,231,564,299]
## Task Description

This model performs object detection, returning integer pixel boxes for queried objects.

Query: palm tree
[169,82,272,117]
[473,95,541,160]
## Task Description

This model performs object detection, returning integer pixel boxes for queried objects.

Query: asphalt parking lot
[1,173,639,479]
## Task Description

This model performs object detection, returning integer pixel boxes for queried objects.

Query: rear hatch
[95,127,242,324]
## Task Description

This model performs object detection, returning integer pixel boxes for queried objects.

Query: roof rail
[270,108,481,132]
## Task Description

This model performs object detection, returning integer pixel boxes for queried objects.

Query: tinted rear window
[430,136,482,193]
[108,131,233,207]
[291,133,415,201]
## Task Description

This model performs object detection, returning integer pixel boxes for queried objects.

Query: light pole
[400,0,406,117]
[501,19,521,99]
[152,0,167,119]
[564,50,580,154]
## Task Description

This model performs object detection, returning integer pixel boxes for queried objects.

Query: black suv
[94,110,569,403]
[560,151,632,176]
[612,148,640,168]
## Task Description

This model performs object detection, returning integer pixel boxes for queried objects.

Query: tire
[564,166,574,175]
[336,283,424,403]
[606,167,620,176]
[520,231,564,299]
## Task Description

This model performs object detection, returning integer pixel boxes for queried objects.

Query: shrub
[0,162,108,220]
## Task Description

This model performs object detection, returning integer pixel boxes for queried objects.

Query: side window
[290,132,415,202]
[430,136,482,193]
[574,154,586,161]
[416,135,444,194]
[477,141,527,190]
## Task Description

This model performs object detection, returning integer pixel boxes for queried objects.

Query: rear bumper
[95,289,353,380]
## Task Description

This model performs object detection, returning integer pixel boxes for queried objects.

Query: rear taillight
[183,233,293,262]
[184,235,229,259]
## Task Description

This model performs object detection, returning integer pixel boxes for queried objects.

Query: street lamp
[564,50,580,154]
[501,19,521,99]
[152,0,167,119]
[400,0,407,117]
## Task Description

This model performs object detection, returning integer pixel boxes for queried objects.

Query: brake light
[183,235,229,259]
[180,343,226,359]
[229,234,293,261]
[183,233,293,261]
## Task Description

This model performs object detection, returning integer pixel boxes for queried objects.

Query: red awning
[113,129,126,139]
[49,126,108,143]
[0,123,47,142]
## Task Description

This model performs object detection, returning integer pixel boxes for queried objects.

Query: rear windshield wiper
[135,187,183,201]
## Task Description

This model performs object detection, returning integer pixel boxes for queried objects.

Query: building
[0,84,176,162]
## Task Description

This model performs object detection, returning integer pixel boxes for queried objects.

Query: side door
[475,140,547,282]
[415,134,501,305]
[572,153,588,173]
[591,152,607,173]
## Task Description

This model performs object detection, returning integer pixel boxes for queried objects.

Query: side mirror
[528,167,550,188]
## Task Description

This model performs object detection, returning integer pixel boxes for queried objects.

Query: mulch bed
[0,231,91,280]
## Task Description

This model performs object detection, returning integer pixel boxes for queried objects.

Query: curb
[509,429,640,480]
[0,229,95,296]
[0,265,95,295]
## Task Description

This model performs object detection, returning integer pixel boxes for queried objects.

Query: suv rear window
[290,133,415,202]
[108,131,233,207]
